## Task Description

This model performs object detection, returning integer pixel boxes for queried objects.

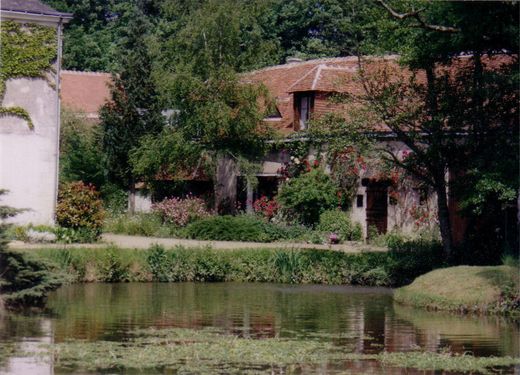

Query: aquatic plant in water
[22,328,520,374]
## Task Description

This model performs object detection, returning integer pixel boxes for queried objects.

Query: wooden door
[366,184,388,236]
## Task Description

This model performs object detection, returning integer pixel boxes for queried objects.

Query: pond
[0,283,518,374]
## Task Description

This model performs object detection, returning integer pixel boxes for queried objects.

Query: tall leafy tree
[272,0,382,60]
[132,69,271,213]
[156,0,281,78]
[352,1,519,258]
[100,4,164,212]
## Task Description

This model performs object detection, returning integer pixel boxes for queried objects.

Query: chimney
[286,57,303,64]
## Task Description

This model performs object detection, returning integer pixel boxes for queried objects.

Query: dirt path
[8,234,386,253]
[101,233,386,253]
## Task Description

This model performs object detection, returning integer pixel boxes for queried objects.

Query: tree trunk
[214,154,237,215]
[435,180,453,258]
[128,179,136,215]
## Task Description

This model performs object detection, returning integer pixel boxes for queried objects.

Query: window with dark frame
[419,188,428,205]
[356,194,364,208]
[295,92,314,130]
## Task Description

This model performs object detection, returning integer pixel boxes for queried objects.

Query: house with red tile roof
[61,55,512,238]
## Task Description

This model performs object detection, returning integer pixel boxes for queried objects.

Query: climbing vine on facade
[0,21,57,129]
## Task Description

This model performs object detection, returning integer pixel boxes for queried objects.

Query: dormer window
[295,92,314,130]
[264,103,282,121]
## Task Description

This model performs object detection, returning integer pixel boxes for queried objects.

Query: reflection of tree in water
[43,283,519,361]
[47,283,394,344]
[0,312,45,341]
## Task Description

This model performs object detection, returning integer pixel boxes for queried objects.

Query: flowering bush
[278,156,319,180]
[253,196,279,220]
[152,195,211,227]
[56,181,105,240]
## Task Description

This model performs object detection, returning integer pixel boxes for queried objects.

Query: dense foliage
[60,109,105,187]
[45,0,384,72]
[0,190,62,309]
[39,242,443,287]
[100,5,164,212]
[56,182,105,241]
[317,210,363,241]
[41,0,518,264]
[277,168,339,226]
[185,215,306,243]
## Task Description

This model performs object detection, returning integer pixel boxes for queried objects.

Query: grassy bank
[21,244,442,287]
[394,265,520,316]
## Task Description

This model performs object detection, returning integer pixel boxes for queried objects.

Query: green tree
[60,109,105,187]
[100,4,164,213]
[277,168,339,226]
[156,0,281,79]
[272,0,382,60]
[132,69,271,213]
[353,1,519,258]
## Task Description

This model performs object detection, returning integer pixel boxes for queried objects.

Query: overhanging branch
[377,0,460,33]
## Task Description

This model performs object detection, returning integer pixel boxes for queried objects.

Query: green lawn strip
[20,328,520,374]
[394,266,520,315]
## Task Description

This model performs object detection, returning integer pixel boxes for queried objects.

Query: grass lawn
[394,265,519,315]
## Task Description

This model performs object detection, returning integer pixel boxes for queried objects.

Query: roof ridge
[245,55,400,75]
[61,70,111,76]
[286,65,319,92]
[311,64,324,91]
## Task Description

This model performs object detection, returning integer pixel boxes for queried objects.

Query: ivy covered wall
[0,21,57,129]
[0,19,61,225]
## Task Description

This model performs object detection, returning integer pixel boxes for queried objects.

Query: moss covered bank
[394,265,520,316]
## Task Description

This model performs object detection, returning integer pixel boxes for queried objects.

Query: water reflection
[0,314,53,375]
[0,282,518,374]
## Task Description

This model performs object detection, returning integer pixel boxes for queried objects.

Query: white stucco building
[0,0,71,224]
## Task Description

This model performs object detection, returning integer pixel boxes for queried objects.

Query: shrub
[152,196,211,227]
[253,196,279,220]
[185,215,310,243]
[100,183,127,214]
[0,191,62,309]
[317,210,363,241]
[186,215,269,242]
[277,168,339,225]
[56,181,105,240]
[97,248,129,282]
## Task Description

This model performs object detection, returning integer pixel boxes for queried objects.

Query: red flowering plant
[253,196,279,220]
[329,146,369,205]
[152,195,212,227]
[277,156,317,180]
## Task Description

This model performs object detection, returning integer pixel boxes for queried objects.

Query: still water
[0,283,518,374]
